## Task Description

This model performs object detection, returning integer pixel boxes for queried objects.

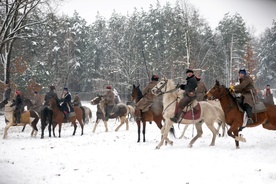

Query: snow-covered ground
[0,101,276,184]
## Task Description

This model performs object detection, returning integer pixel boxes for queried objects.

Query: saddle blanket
[181,103,201,120]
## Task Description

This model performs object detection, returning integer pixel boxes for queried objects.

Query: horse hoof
[155,146,160,150]
[188,144,193,148]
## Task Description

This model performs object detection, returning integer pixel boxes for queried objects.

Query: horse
[178,102,227,139]
[151,77,218,149]
[131,84,175,142]
[82,106,92,124]
[90,95,129,133]
[40,105,54,139]
[3,101,40,139]
[47,97,84,137]
[206,80,276,148]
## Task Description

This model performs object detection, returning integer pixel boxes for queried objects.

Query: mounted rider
[60,87,74,121]
[195,76,207,101]
[44,85,58,106]
[0,83,11,108]
[72,92,82,107]
[229,69,255,126]
[10,90,24,125]
[171,69,198,123]
[102,85,115,121]
[31,91,43,113]
[135,74,159,120]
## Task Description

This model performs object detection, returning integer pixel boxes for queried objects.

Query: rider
[0,83,11,107]
[170,69,198,123]
[195,76,207,101]
[102,85,115,121]
[72,92,82,107]
[229,69,255,126]
[135,74,159,120]
[10,90,24,125]
[264,84,274,105]
[44,85,58,106]
[31,91,43,112]
[60,87,73,122]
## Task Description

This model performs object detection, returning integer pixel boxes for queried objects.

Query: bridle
[153,79,178,96]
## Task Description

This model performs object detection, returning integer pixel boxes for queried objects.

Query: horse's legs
[142,121,146,142]
[227,125,240,148]
[156,121,173,149]
[189,122,203,148]
[58,123,62,137]
[92,119,100,133]
[205,121,217,146]
[115,116,128,131]
[136,120,141,142]
[3,123,13,139]
[179,124,190,139]
[77,117,84,136]
[103,120,108,132]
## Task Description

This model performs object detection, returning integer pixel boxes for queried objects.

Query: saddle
[180,101,201,120]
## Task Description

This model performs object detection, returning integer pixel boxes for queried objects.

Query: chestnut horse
[90,95,129,133]
[131,84,175,142]
[3,101,40,139]
[206,80,276,148]
[48,97,84,137]
[151,78,218,149]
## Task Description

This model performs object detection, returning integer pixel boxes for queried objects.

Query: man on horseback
[44,86,58,106]
[10,90,24,125]
[135,74,159,121]
[195,76,207,101]
[0,83,11,108]
[72,92,82,107]
[31,91,43,113]
[60,87,73,122]
[102,85,115,121]
[171,69,198,123]
[229,69,255,126]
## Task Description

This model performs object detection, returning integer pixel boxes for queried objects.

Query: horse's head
[131,84,143,103]
[206,80,229,100]
[151,76,171,96]
[23,98,33,110]
[90,95,102,105]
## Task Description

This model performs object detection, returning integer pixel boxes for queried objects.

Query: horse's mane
[221,84,237,102]
[136,86,143,100]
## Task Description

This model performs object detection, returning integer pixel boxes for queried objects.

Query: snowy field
[0,101,276,184]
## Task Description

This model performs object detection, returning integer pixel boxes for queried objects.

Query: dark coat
[60,92,73,113]
[10,94,24,112]
[234,75,255,107]
[180,75,198,95]
[44,90,58,105]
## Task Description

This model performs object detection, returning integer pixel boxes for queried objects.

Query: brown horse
[90,95,129,132]
[3,101,40,139]
[206,80,276,148]
[48,97,84,137]
[131,84,174,142]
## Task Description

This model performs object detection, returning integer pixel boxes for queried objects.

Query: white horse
[3,101,40,139]
[151,77,218,149]
[179,100,227,139]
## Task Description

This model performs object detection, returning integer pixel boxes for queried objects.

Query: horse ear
[215,80,220,86]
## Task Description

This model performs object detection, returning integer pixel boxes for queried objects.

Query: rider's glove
[229,85,235,92]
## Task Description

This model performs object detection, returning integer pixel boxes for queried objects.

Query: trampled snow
[0,101,276,184]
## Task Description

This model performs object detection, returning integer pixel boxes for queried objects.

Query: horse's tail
[30,110,39,131]
[80,106,85,123]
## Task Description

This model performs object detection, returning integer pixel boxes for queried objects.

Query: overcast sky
[59,0,276,36]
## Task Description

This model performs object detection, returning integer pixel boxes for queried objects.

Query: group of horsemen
[1,68,274,129]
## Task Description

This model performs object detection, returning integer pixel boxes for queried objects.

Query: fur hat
[63,87,68,91]
[106,85,112,89]
[151,75,159,81]
[186,69,194,74]
[15,90,21,95]
[239,69,247,75]
[34,91,38,94]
